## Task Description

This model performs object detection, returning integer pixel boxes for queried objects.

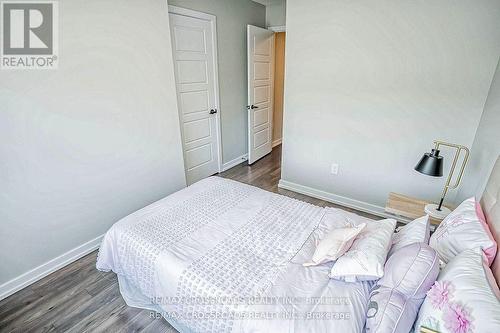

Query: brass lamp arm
[433,140,470,209]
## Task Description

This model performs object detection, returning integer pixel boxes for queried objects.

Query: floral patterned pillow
[414,247,500,333]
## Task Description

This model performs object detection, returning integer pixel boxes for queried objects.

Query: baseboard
[278,179,410,223]
[222,154,248,171]
[272,139,282,148]
[0,234,104,301]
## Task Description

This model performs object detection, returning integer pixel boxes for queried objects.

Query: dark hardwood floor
[0,145,379,333]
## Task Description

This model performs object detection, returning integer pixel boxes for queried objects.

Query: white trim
[222,154,248,172]
[268,25,286,32]
[167,5,224,174]
[0,234,104,301]
[272,138,282,147]
[278,179,411,223]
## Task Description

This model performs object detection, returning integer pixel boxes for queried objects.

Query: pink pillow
[475,200,498,263]
[430,197,497,265]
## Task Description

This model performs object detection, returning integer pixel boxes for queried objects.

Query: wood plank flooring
[0,145,379,333]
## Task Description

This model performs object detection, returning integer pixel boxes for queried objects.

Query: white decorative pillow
[389,215,430,257]
[330,218,397,282]
[430,197,497,265]
[303,223,366,267]
[414,247,500,333]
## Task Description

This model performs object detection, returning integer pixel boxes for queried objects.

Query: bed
[96,157,500,333]
[97,177,377,332]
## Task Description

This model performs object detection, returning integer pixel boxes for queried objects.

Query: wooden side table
[385,192,449,227]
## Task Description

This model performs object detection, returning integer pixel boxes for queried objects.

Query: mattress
[97,177,375,333]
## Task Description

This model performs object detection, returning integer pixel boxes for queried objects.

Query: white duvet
[97,177,374,333]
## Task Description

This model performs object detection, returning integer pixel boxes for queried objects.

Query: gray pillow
[365,242,439,333]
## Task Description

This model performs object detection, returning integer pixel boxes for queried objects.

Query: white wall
[168,0,266,164]
[457,58,500,201]
[281,0,500,212]
[0,0,186,287]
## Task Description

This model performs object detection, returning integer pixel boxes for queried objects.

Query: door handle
[209,109,217,114]
[247,105,259,110]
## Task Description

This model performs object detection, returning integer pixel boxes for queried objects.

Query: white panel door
[247,25,274,164]
[169,11,221,185]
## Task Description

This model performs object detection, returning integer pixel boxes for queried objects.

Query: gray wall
[0,0,186,285]
[168,0,266,163]
[281,0,500,210]
[266,0,286,27]
[458,58,500,201]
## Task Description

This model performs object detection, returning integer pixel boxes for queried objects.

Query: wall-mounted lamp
[415,140,470,219]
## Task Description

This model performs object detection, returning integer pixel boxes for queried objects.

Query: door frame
[168,5,223,173]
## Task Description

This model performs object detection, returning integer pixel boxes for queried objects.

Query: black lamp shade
[415,149,443,177]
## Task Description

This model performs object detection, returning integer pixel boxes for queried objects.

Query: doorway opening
[272,30,285,150]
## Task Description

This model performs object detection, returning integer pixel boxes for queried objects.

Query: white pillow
[429,197,497,265]
[389,215,430,256]
[303,223,366,267]
[329,218,397,282]
[414,247,500,333]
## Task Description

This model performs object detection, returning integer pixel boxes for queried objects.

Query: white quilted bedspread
[97,177,373,333]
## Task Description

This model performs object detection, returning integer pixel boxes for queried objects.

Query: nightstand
[385,192,450,227]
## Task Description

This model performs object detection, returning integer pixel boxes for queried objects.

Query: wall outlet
[330,163,339,175]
